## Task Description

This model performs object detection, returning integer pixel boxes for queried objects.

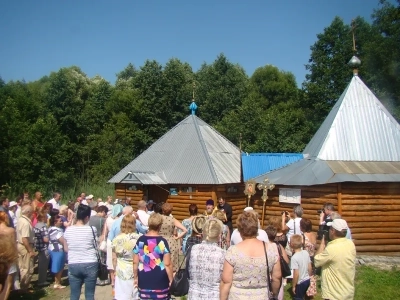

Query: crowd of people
[0,192,356,300]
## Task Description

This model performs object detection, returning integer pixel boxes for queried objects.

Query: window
[169,187,178,195]
[127,185,138,191]
[226,186,238,193]
[181,186,196,193]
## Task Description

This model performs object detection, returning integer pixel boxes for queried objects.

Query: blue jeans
[68,262,98,300]
[293,278,310,300]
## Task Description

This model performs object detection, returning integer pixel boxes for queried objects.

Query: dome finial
[189,81,198,115]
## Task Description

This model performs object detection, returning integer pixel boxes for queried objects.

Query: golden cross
[257,178,275,202]
[192,81,196,100]
[351,19,357,53]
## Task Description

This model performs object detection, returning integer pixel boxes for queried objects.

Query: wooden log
[348,222,399,228]
[342,211,400,216]
[342,195,400,200]
[341,216,400,222]
[350,227,400,234]
[342,199,400,205]
[337,183,342,214]
[343,205,400,211]
[342,182,400,189]
[355,245,400,252]
[352,233,400,240]
[354,239,400,246]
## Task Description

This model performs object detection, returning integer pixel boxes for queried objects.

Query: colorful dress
[187,241,225,299]
[218,224,229,250]
[159,215,179,272]
[133,235,170,299]
[225,243,278,300]
[112,232,141,300]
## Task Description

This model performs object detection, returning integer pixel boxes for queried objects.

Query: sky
[0,0,387,86]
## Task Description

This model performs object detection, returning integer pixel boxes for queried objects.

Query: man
[89,206,108,238]
[0,197,14,228]
[89,200,98,217]
[314,219,356,300]
[15,194,23,219]
[32,191,44,212]
[82,194,94,206]
[125,197,132,207]
[8,201,18,228]
[47,192,62,211]
[146,200,155,214]
[318,202,335,241]
[16,204,36,292]
[330,212,352,240]
[105,196,114,213]
[217,197,233,235]
[136,200,149,226]
[74,196,82,211]
[108,206,133,241]
[204,199,215,217]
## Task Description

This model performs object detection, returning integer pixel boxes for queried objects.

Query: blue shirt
[136,220,148,235]
[108,216,123,241]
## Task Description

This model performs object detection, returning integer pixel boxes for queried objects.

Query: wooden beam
[337,183,342,214]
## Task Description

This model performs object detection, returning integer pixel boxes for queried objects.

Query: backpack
[33,225,45,251]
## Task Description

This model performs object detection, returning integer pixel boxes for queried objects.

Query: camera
[281,211,289,215]
[317,209,323,214]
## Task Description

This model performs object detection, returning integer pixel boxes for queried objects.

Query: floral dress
[188,241,225,299]
[303,233,317,297]
[180,218,193,254]
[218,224,229,250]
[225,243,278,300]
[159,215,179,272]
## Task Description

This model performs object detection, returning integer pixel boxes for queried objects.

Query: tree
[195,54,248,126]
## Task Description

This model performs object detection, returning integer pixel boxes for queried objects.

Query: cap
[244,207,254,212]
[112,204,124,218]
[206,199,214,206]
[330,219,348,231]
[9,201,17,207]
[86,194,94,200]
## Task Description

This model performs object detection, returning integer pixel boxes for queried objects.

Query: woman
[187,218,225,299]
[159,203,187,273]
[282,205,303,242]
[300,218,317,298]
[220,212,281,300]
[180,204,198,254]
[112,214,141,300]
[0,212,17,300]
[265,225,290,300]
[268,216,288,248]
[48,214,67,289]
[101,204,123,288]
[186,216,206,250]
[212,210,230,249]
[59,205,72,232]
[133,213,173,299]
[34,211,50,287]
[64,204,98,300]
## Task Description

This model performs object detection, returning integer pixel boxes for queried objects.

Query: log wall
[114,181,400,255]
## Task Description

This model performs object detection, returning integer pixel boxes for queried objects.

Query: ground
[8,255,400,300]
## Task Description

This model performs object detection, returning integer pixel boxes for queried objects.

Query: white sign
[279,188,301,204]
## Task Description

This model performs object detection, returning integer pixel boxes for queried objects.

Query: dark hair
[50,214,62,226]
[49,209,59,218]
[97,206,108,214]
[0,196,8,206]
[67,201,75,211]
[188,204,198,216]
[154,202,165,214]
[16,194,24,201]
[43,203,53,212]
[76,204,91,221]
[300,218,312,232]
[53,192,61,198]
[265,225,277,241]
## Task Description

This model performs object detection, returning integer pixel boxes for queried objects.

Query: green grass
[59,182,115,204]
[283,265,400,300]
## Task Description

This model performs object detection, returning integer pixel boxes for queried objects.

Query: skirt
[106,239,114,270]
[8,263,17,274]
[115,267,138,300]
[49,251,65,273]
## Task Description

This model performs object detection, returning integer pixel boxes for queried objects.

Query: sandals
[53,284,66,289]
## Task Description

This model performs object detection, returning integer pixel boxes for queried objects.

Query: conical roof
[108,115,241,184]
[303,75,400,161]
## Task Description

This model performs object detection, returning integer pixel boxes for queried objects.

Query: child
[290,234,312,300]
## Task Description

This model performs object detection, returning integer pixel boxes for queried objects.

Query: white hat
[98,202,106,207]
[86,194,94,200]
[81,200,88,205]
[9,201,17,207]
[330,219,349,231]
[244,207,254,212]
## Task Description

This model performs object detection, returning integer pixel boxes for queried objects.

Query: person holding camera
[281,205,303,244]
[317,203,334,242]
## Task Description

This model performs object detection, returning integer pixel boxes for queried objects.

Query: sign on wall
[279,188,301,204]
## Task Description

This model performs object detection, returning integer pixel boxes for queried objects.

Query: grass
[283,265,400,300]
[60,182,115,203]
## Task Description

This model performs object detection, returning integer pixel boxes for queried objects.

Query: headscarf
[111,204,123,218]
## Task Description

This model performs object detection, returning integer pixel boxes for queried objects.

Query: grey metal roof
[253,159,400,185]
[108,115,241,184]
[303,75,400,161]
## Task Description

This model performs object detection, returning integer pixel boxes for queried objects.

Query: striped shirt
[64,225,98,264]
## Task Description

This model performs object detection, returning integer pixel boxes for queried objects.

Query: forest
[0,0,399,196]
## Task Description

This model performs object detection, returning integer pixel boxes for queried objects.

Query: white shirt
[286,217,302,242]
[47,198,60,210]
[230,228,269,246]
[137,210,150,226]
[90,210,97,217]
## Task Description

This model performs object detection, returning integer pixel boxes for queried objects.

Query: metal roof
[108,115,241,184]
[253,159,400,185]
[242,153,304,181]
[303,75,400,161]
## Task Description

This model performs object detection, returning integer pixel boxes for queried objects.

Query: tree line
[0,0,398,195]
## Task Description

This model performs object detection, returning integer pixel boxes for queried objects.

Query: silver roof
[303,75,400,161]
[253,159,400,185]
[108,115,241,184]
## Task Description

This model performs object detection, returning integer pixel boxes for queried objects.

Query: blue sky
[0,0,386,86]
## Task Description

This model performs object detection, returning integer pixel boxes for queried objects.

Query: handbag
[263,242,278,300]
[169,246,191,297]
[275,242,291,277]
[99,218,107,252]
[90,226,109,281]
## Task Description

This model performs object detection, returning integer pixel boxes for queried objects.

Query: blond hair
[120,214,136,234]
[290,234,303,249]
[202,218,223,242]
[148,213,163,231]
[59,205,68,215]
[212,210,226,222]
